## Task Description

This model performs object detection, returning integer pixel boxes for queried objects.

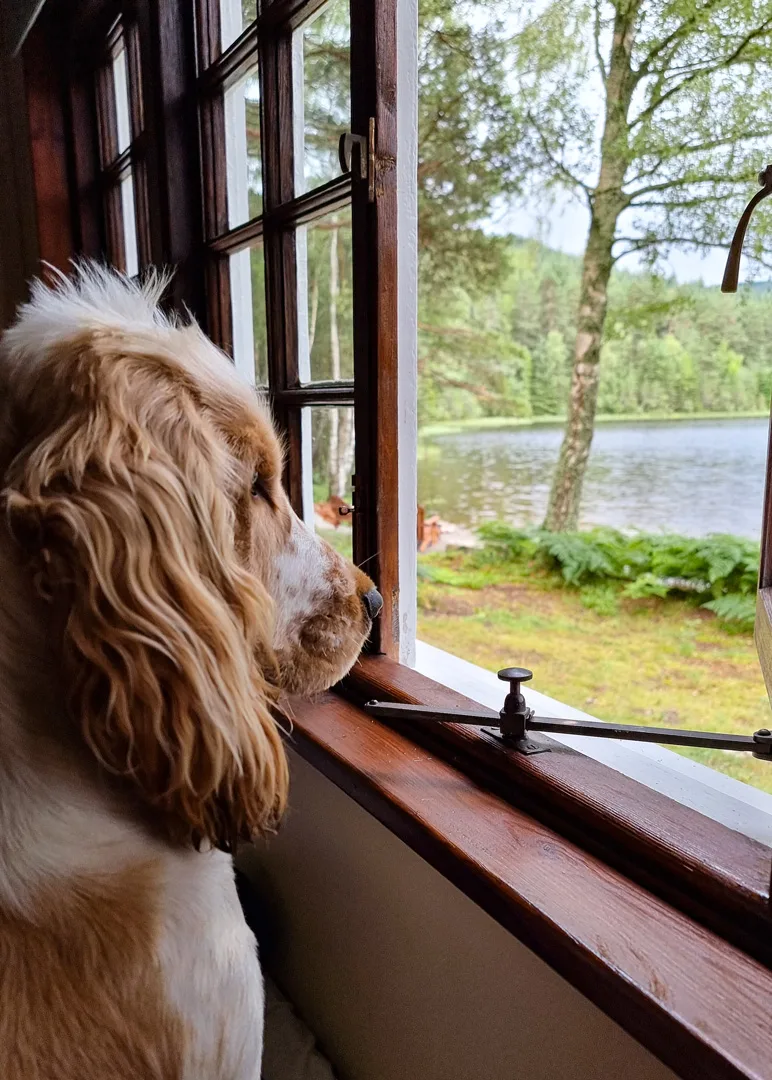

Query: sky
[490,192,733,287]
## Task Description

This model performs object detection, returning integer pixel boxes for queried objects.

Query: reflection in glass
[112,44,131,154]
[297,206,353,382]
[224,69,262,228]
[231,243,268,387]
[120,174,139,277]
[309,406,354,559]
[294,0,350,193]
[220,0,257,53]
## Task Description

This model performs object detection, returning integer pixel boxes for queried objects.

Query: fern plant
[475,523,760,630]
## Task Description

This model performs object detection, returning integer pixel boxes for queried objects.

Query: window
[28,0,772,995]
[196,0,400,653]
[93,20,145,275]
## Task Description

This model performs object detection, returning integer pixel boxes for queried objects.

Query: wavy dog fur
[0,264,377,1079]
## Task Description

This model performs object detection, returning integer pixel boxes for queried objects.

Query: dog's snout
[362,588,383,621]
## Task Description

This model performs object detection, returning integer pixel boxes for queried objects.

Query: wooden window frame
[92,18,148,273]
[19,2,772,1077]
[194,0,399,657]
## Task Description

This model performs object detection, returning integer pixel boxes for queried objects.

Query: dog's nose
[362,588,383,621]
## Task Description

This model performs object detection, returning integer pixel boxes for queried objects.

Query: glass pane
[309,406,354,559]
[120,174,139,277]
[294,0,350,194]
[224,69,262,228]
[230,244,268,387]
[413,1,772,809]
[112,44,131,154]
[220,0,257,53]
[297,207,353,382]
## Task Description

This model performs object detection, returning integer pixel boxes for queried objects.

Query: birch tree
[512,0,772,529]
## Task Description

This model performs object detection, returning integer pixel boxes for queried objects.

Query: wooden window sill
[284,665,772,1080]
[340,656,772,964]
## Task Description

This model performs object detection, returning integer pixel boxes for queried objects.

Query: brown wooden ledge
[284,685,772,1080]
[339,655,772,966]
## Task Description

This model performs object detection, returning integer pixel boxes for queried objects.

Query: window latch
[366,667,772,759]
[338,119,376,202]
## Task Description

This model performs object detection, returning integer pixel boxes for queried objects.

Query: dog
[0,264,382,1079]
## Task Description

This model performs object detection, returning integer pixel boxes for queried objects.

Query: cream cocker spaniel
[0,265,381,1080]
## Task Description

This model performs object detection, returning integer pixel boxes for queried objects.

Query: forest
[418,237,772,425]
[295,218,772,432]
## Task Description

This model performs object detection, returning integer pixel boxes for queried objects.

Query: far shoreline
[419,409,770,439]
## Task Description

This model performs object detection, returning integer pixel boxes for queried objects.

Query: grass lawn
[417,550,772,794]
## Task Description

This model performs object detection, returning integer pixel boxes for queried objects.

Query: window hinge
[366,667,772,759]
[338,118,376,203]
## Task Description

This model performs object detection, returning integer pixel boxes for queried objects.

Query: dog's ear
[3,336,288,849]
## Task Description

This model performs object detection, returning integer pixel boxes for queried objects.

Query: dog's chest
[159,851,265,1080]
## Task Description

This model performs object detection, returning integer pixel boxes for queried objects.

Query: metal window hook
[722,164,772,293]
[365,666,772,760]
[338,119,376,202]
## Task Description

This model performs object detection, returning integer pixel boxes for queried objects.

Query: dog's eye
[251,472,265,499]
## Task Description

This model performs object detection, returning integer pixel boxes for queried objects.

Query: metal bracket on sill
[365,667,772,760]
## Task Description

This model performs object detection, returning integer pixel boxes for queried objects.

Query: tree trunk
[327,221,342,497]
[543,5,638,531]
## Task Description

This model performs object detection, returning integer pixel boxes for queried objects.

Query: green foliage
[579,583,620,616]
[702,593,757,632]
[511,0,772,271]
[300,0,351,189]
[476,523,760,629]
[417,0,524,288]
[418,235,772,423]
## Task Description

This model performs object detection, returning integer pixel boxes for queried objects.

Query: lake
[417,417,770,538]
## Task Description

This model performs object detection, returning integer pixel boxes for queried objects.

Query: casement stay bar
[365,667,772,759]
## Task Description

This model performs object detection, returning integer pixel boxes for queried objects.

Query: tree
[301,0,527,480]
[304,0,523,283]
[532,329,570,415]
[416,0,524,288]
[510,1,772,529]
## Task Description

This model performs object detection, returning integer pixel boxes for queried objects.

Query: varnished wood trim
[260,23,301,506]
[23,17,75,273]
[260,0,329,33]
[198,24,258,93]
[67,66,104,258]
[194,0,221,72]
[136,0,206,318]
[350,0,400,657]
[273,382,355,406]
[102,146,133,184]
[208,177,352,254]
[341,655,772,965]
[209,215,265,254]
[271,173,352,228]
[288,688,772,1080]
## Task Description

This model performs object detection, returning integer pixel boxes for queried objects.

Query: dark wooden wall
[0,13,39,329]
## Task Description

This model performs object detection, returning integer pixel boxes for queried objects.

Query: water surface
[417,417,768,538]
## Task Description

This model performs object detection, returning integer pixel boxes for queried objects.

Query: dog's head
[0,265,380,850]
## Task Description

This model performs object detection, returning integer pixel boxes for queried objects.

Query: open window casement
[756,429,772,703]
[719,166,772,702]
